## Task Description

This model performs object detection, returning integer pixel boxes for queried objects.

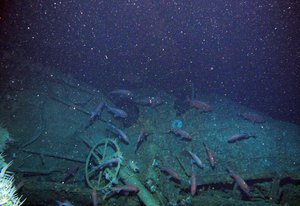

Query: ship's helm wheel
[85,138,122,191]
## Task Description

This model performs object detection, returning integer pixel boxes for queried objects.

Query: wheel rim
[85,139,122,191]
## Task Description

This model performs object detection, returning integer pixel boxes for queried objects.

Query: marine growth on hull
[0,64,300,206]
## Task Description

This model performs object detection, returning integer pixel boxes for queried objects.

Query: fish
[85,102,105,129]
[109,89,133,99]
[153,160,181,184]
[169,128,192,141]
[56,200,73,206]
[105,104,128,118]
[187,98,212,112]
[238,112,266,124]
[203,142,215,169]
[135,128,150,153]
[187,150,204,169]
[227,133,256,143]
[107,123,130,144]
[134,96,163,107]
[92,189,98,206]
[227,167,250,195]
[90,102,105,121]
[107,185,139,196]
[98,157,120,171]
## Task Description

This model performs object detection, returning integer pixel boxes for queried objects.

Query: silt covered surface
[0,64,299,205]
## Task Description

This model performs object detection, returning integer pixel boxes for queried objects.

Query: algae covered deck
[1,64,299,205]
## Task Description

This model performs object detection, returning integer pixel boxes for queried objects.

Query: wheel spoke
[91,151,102,163]
[99,170,103,179]
[87,167,98,177]
[102,140,109,158]
[98,170,103,187]
[106,169,115,177]
[94,146,105,158]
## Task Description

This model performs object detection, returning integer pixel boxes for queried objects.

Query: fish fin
[90,111,96,117]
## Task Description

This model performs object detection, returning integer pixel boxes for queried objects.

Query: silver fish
[109,89,133,99]
[107,123,129,144]
[187,151,204,169]
[105,104,128,118]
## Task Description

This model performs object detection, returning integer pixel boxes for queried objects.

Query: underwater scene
[0,1,300,206]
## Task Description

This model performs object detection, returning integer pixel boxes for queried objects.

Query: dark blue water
[1,1,300,125]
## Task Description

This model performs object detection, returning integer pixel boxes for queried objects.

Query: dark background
[1,0,300,124]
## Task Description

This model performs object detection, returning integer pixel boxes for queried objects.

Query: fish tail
[250,132,257,138]
[225,166,232,174]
